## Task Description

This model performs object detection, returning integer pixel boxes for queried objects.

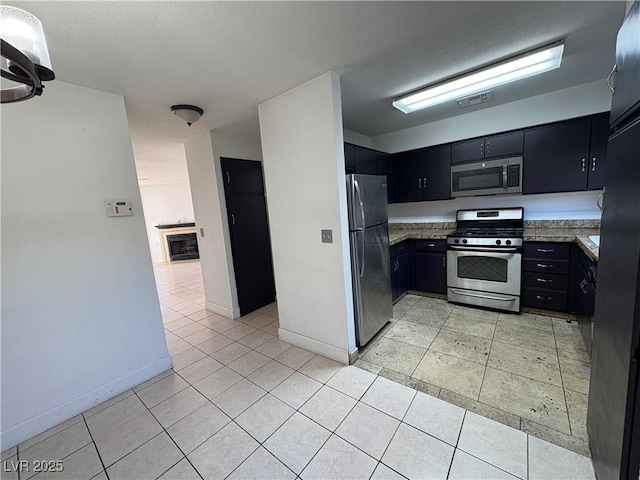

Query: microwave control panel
[507,165,521,187]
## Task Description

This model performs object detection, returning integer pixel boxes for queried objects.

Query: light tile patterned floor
[356,293,592,457]
[2,261,595,480]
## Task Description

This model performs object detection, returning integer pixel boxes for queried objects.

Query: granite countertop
[389,220,601,261]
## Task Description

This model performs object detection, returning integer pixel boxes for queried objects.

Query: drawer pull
[536,295,552,301]
[537,248,554,253]
[427,244,436,247]
[537,264,553,268]
[536,278,552,283]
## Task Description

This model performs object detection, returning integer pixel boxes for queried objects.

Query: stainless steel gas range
[446,207,524,312]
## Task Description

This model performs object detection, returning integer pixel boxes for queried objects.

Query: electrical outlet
[321,229,333,243]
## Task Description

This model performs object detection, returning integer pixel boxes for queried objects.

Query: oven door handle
[449,245,519,253]
[450,289,516,302]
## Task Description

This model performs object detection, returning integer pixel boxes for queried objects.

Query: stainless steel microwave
[451,156,523,197]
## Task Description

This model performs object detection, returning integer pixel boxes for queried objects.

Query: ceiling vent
[457,91,493,108]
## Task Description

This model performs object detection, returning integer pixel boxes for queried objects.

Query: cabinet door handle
[442,256,445,268]
[485,141,490,155]
[536,278,552,283]
[536,263,553,268]
[423,177,427,189]
[427,243,435,247]
[592,157,596,172]
[537,248,554,253]
[536,295,552,301]
[418,178,422,188]
[226,171,231,183]
[231,213,236,225]
[581,158,586,172]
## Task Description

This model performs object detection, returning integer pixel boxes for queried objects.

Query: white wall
[373,80,612,153]
[343,129,372,148]
[390,190,602,223]
[139,183,195,263]
[259,72,356,363]
[183,131,263,319]
[374,80,611,222]
[1,81,170,450]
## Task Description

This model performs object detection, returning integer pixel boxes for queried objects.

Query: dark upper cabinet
[485,131,524,159]
[397,150,423,202]
[354,145,378,174]
[451,131,523,164]
[422,145,452,201]
[221,158,264,194]
[523,117,591,194]
[377,152,400,203]
[451,139,484,164]
[344,143,355,172]
[587,113,611,190]
[398,146,451,202]
[610,0,640,128]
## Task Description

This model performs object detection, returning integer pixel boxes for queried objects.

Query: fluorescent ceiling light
[393,41,564,113]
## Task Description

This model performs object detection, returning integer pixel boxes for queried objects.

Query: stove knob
[454,239,460,244]
[506,240,512,245]
[496,239,502,245]
[462,239,468,244]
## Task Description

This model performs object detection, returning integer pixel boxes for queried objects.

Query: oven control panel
[448,236,523,247]
[507,165,521,187]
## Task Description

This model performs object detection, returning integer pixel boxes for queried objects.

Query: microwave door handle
[503,165,508,189]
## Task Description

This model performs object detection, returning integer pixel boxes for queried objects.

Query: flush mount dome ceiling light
[171,104,203,126]
[393,41,564,114]
[1,6,55,103]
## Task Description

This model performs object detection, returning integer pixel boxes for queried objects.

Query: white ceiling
[5,1,626,184]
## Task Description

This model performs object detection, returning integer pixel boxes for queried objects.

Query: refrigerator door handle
[354,180,366,277]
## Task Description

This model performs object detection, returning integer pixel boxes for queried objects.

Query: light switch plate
[321,229,333,243]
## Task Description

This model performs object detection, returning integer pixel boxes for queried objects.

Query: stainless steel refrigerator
[346,174,392,346]
[587,2,640,479]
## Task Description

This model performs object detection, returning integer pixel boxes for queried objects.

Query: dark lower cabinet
[390,242,409,302]
[521,242,570,311]
[413,239,447,295]
[568,245,597,316]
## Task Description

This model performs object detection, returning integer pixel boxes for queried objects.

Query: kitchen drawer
[523,242,570,260]
[522,272,569,291]
[523,259,570,275]
[522,287,568,312]
[413,239,447,252]
[390,241,408,258]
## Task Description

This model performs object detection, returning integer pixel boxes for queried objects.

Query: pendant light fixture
[171,105,204,126]
[1,6,55,103]
[393,41,564,114]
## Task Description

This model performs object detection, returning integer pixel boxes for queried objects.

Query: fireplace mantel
[157,225,197,262]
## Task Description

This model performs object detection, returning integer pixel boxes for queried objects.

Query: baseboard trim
[278,329,349,364]
[204,301,240,319]
[348,347,359,365]
[1,356,172,451]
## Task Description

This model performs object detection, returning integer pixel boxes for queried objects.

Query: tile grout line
[81,414,110,480]
[475,310,500,402]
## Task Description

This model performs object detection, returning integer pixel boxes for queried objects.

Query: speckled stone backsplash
[524,219,601,229]
[389,222,456,230]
